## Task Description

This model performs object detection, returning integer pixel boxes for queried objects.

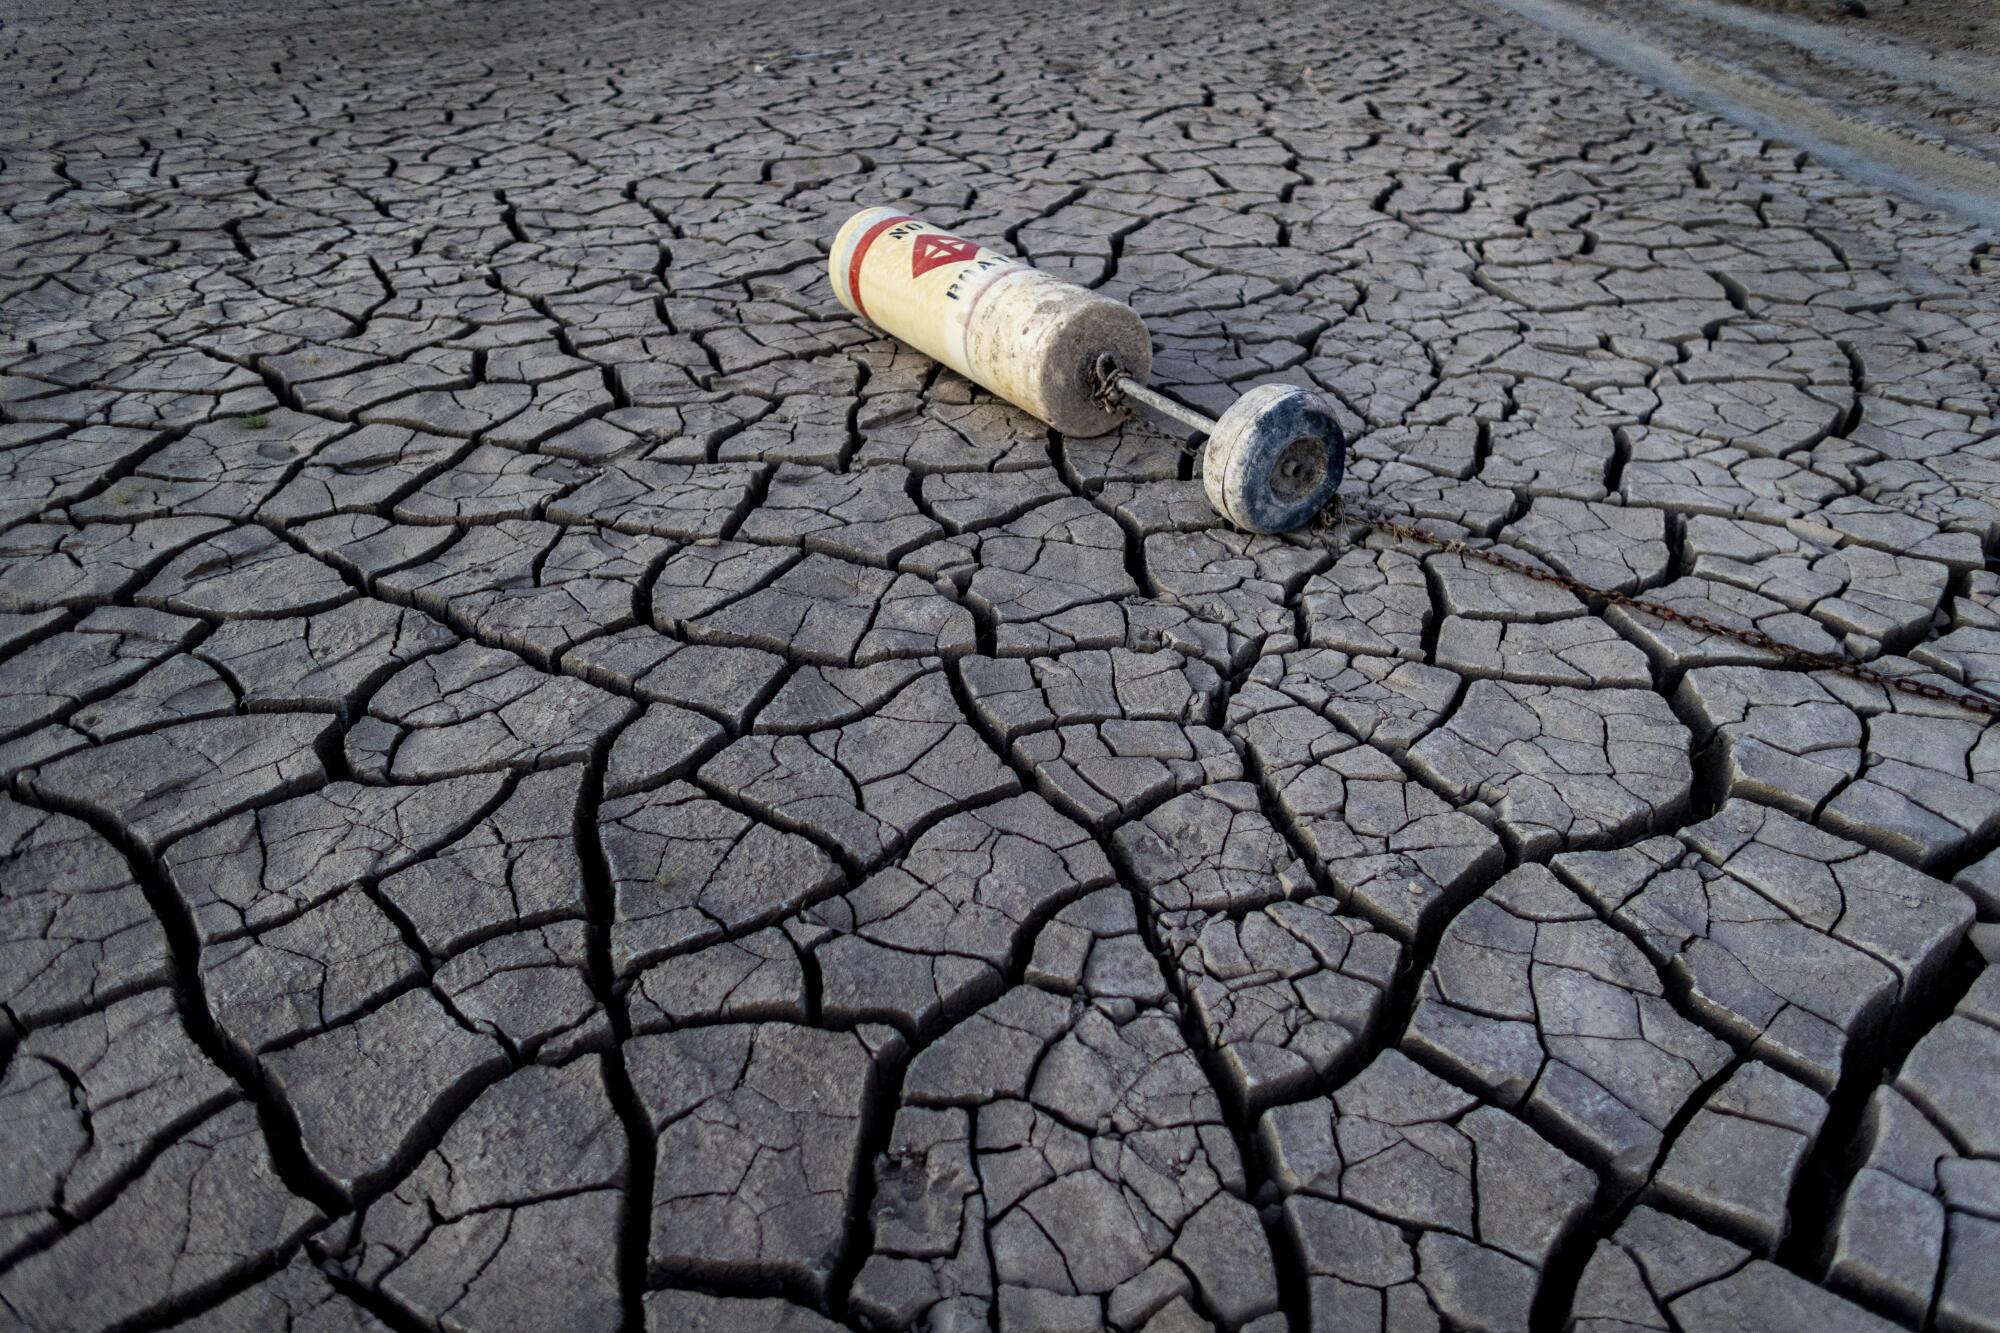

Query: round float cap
[1201,384,1346,534]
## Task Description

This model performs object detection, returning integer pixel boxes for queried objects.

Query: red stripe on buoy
[846,213,914,322]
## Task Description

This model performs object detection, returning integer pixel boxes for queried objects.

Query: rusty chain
[1100,375,2000,719]
[1311,494,2000,719]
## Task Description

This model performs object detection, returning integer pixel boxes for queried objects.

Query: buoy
[829,205,1149,437]
[828,206,1345,533]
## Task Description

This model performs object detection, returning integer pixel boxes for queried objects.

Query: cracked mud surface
[3,0,1999,1329]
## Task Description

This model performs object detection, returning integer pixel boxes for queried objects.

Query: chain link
[1100,378,1999,719]
[1311,495,2000,719]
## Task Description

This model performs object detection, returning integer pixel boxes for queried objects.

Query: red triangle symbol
[911,232,980,279]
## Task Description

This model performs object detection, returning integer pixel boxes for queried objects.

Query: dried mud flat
[2,0,1998,1330]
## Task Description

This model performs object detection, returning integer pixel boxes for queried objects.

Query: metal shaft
[1110,373,1218,436]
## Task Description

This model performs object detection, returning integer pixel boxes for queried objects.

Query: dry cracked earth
[3,0,2000,1330]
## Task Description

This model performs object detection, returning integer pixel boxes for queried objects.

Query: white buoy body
[828,206,1150,437]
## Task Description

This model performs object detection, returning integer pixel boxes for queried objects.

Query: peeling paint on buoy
[828,206,1150,437]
